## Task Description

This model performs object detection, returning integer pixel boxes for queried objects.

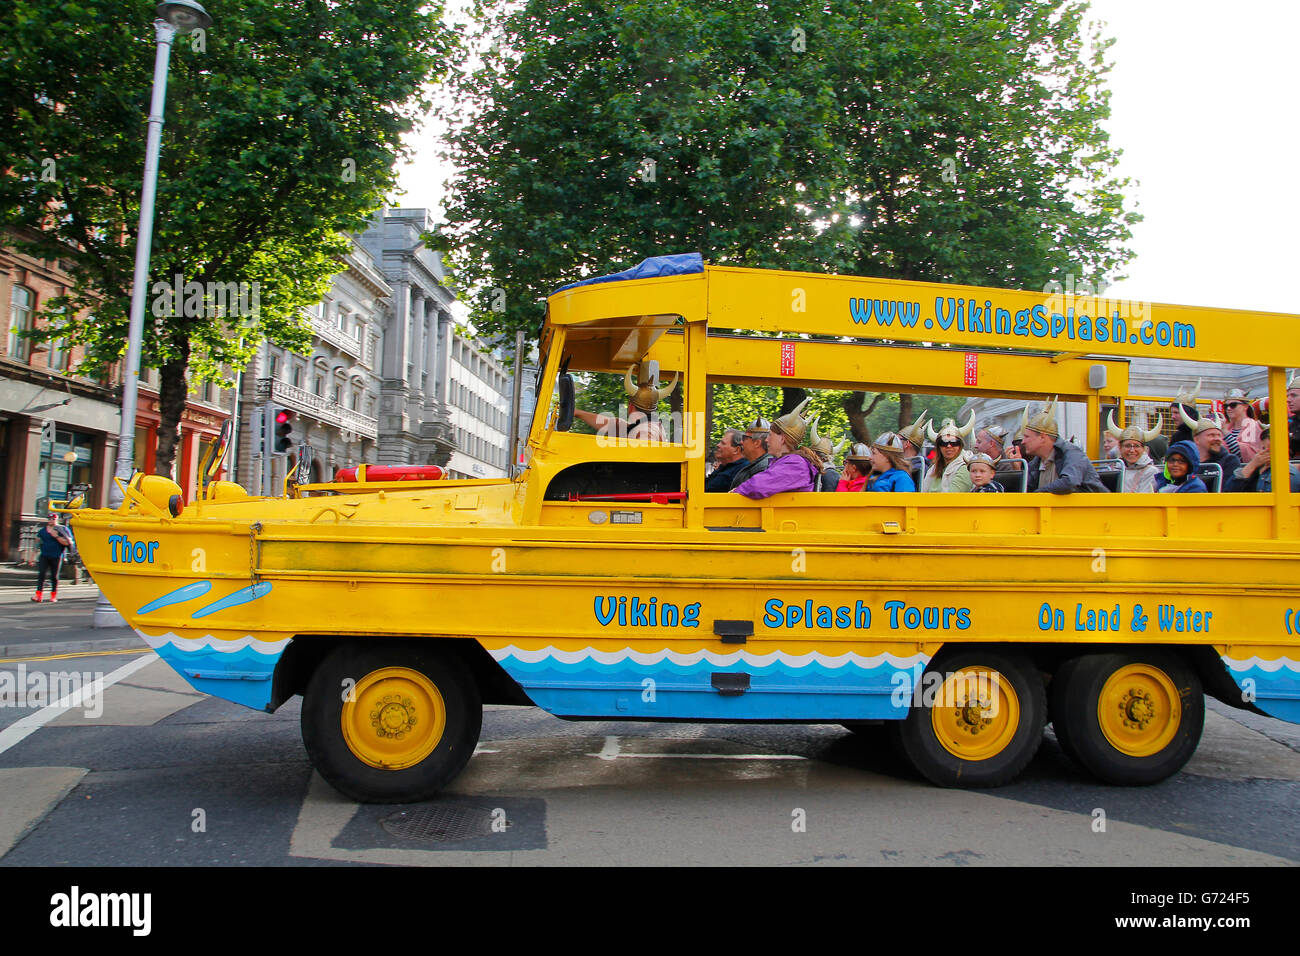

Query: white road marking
[597,735,621,760]
[0,653,157,756]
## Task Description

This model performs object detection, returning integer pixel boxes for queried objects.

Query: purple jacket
[732,453,819,498]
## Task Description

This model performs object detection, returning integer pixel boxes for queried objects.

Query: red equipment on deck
[334,464,445,483]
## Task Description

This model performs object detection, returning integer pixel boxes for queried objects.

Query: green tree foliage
[439,0,1138,432]
[1,0,454,473]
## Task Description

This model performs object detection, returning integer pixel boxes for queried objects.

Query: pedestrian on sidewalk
[34,513,71,603]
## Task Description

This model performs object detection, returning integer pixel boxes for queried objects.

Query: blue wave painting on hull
[494,650,924,721]
[150,641,283,711]
[1224,660,1300,724]
[137,580,212,615]
[191,582,272,619]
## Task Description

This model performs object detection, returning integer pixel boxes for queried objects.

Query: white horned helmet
[898,408,930,450]
[844,442,873,465]
[870,431,909,468]
[1106,410,1163,445]
[1013,405,1030,441]
[1179,406,1225,437]
[623,362,679,413]
[1023,397,1060,438]
[771,397,813,445]
[1174,377,1202,408]
[926,411,976,445]
[809,416,846,461]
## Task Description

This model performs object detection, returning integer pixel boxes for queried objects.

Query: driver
[573,363,678,441]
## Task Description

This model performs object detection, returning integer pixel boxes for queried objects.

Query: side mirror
[556,373,575,432]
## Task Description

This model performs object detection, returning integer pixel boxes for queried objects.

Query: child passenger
[866,432,917,492]
[966,453,1004,493]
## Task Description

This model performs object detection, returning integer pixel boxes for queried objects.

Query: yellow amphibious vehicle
[68,256,1300,801]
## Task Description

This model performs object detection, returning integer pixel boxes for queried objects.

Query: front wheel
[301,641,482,803]
[892,649,1046,788]
[1051,651,1203,785]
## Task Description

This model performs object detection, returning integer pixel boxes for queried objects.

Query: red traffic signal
[274,408,295,452]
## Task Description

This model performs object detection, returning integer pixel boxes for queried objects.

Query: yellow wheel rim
[1098,663,1180,758]
[930,667,1021,761]
[341,667,447,770]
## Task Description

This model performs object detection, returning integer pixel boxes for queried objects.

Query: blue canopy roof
[552,253,703,294]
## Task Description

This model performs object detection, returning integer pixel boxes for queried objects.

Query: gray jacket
[730,453,773,489]
[1028,437,1108,493]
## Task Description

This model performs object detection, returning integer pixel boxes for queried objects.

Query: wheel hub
[1099,664,1180,757]
[932,668,1021,761]
[342,667,447,770]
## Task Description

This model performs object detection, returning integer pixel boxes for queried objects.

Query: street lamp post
[94,1,213,629]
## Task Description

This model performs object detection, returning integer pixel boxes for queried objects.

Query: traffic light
[274,408,295,453]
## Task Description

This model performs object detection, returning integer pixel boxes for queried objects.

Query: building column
[411,293,426,399]
[382,281,411,386]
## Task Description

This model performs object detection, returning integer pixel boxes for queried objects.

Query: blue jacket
[867,468,917,493]
[1157,440,1207,493]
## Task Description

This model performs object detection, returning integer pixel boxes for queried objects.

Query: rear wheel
[301,641,482,803]
[892,649,1045,787]
[1051,650,1203,785]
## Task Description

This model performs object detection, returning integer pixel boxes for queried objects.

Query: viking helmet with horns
[771,397,813,445]
[898,409,930,450]
[809,417,846,460]
[1012,405,1030,441]
[624,363,679,413]
[1175,378,1202,408]
[1106,410,1163,445]
[1178,405,1225,437]
[844,442,873,464]
[1023,397,1060,438]
[926,411,976,444]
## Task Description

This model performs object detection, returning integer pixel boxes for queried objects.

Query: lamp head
[156,0,212,33]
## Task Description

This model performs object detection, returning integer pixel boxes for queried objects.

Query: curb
[0,635,149,660]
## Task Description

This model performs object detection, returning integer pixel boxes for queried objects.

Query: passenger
[1106,411,1162,493]
[705,428,746,492]
[922,413,975,492]
[866,432,917,492]
[1102,433,1120,459]
[1157,440,1208,493]
[729,417,774,489]
[1169,378,1202,446]
[1221,387,1263,461]
[574,363,677,441]
[808,417,846,492]
[732,400,821,498]
[898,409,931,459]
[837,445,871,492]
[976,423,1024,482]
[1021,398,1108,493]
[966,453,1004,493]
[1288,371,1300,458]
[1226,426,1300,492]
[1181,410,1241,489]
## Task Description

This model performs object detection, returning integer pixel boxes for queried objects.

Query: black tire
[1048,656,1085,765]
[301,641,482,803]
[1051,650,1203,786]
[891,648,1046,788]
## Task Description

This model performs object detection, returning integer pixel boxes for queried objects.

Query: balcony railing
[257,378,378,441]
[313,318,363,361]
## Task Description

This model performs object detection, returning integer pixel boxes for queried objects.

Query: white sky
[393,0,1299,316]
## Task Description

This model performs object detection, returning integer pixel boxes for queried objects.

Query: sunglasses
[1224,402,1243,409]
[937,440,961,448]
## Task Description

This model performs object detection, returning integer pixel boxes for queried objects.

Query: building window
[8,284,34,361]
[36,426,94,515]
[333,384,342,405]
[270,355,281,380]
[48,331,69,372]
[293,365,303,389]
[314,375,323,397]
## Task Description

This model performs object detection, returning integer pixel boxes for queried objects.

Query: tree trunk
[843,390,887,444]
[898,393,913,430]
[154,334,191,480]
[779,387,807,415]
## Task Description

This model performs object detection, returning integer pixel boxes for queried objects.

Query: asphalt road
[1,595,1298,867]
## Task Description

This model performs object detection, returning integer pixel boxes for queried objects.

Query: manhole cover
[380,805,498,843]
